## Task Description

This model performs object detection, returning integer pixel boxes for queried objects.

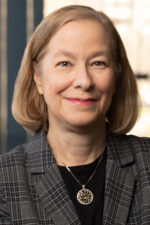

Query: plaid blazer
[0,131,150,225]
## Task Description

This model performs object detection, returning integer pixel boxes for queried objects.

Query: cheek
[96,75,115,94]
[42,73,73,97]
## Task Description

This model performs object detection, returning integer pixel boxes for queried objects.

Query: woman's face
[34,19,115,128]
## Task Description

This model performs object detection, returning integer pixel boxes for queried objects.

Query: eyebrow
[53,50,109,59]
[53,51,76,60]
[90,50,108,58]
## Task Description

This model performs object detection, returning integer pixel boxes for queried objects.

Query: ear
[34,73,44,95]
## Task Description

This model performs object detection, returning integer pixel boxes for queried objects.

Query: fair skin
[34,20,115,166]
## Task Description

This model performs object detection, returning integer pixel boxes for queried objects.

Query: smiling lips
[66,98,99,105]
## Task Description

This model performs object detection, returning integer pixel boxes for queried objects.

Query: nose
[73,64,94,91]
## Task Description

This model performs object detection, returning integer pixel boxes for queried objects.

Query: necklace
[65,153,104,205]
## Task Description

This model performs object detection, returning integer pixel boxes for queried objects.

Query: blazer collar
[25,131,56,173]
[106,132,135,166]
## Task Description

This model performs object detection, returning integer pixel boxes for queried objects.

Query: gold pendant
[77,185,94,205]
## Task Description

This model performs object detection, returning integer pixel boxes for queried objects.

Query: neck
[47,121,107,166]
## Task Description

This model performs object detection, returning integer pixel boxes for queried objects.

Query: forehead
[46,19,110,54]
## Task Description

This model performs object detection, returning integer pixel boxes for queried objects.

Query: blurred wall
[0,0,43,153]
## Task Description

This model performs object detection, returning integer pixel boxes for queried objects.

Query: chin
[65,115,103,128]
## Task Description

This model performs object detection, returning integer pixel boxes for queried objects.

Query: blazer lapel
[26,132,81,225]
[35,165,81,225]
[103,133,137,225]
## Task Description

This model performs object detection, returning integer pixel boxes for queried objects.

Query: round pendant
[77,187,94,205]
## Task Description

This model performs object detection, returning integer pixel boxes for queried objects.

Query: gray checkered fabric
[0,131,150,224]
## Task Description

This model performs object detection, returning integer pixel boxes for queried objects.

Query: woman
[0,5,150,225]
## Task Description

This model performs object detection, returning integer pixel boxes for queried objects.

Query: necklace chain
[66,152,104,187]
[65,152,104,205]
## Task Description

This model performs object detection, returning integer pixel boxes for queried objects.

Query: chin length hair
[12,5,140,134]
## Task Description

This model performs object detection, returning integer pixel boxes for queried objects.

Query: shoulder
[0,144,27,184]
[0,132,43,180]
[109,132,150,150]
[125,133,150,154]
[0,144,26,168]
[0,131,43,163]
[109,132,150,168]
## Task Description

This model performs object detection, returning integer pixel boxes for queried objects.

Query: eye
[57,61,71,67]
[91,61,107,68]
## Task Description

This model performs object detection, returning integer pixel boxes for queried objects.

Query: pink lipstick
[66,98,97,105]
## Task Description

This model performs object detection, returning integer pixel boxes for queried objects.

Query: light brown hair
[12,5,140,134]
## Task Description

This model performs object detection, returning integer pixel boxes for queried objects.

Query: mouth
[65,97,99,105]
